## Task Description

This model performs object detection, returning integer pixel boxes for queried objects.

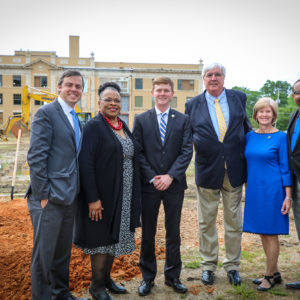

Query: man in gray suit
[26,70,89,300]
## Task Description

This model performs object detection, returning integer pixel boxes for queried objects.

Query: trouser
[292,177,300,242]
[139,190,184,281]
[196,171,243,272]
[27,196,75,300]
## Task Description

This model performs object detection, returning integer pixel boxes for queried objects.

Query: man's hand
[41,199,48,208]
[88,200,104,221]
[153,174,173,191]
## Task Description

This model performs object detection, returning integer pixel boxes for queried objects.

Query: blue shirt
[205,89,229,141]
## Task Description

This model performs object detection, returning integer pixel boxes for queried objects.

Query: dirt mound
[0,199,165,299]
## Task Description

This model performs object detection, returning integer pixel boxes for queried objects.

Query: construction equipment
[0,86,93,140]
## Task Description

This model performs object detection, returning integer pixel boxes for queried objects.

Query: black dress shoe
[138,280,154,296]
[286,280,300,289]
[253,272,282,285]
[227,270,242,286]
[89,288,113,300]
[201,270,214,285]
[57,292,91,300]
[165,278,187,293]
[105,278,126,294]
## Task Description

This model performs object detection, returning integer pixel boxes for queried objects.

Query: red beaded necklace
[103,115,123,130]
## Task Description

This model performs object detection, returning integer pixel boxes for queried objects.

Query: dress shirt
[155,105,170,127]
[205,89,229,141]
[58,97,81,139]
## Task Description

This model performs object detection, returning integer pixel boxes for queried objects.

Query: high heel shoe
[253,272,282,285]
[257,275,274,292]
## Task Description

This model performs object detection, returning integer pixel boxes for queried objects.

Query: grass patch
[269,288,289,296]
[184,261,200,269]
[241,250,259,263]
[227,283,255,300]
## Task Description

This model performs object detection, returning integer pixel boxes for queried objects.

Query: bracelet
[286,196,292,201]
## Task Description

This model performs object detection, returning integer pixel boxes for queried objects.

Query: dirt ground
[1,135,300,300]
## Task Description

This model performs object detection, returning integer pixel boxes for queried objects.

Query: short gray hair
[203,63,226,78]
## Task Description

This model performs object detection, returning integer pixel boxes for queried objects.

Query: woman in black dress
[74,82,141,300]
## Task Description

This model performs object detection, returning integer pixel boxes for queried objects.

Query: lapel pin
[171,114,175,118]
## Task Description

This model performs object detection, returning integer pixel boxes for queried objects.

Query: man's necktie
[214,99,227,142]
[291,115,300,151]
[70,109,80,150]
[159,112,167,144]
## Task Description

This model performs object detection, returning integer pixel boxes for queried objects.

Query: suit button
[222,156,224,159]
[160,164,164,167]
[162,151,166,154]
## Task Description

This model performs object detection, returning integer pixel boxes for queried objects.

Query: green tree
[276,95,297,130]
[260,80,292,106]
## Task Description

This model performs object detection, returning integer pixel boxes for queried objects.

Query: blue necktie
[291,115,300,151]
[159,113,167,144]
[70,109,80,150]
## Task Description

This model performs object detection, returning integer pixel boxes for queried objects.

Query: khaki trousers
[196,171,243,272]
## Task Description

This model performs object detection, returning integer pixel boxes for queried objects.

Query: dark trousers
[139,190,184,281]
[27,196,75,300]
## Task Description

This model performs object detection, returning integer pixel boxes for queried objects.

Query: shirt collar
[155,105,170,116]
[58,97,74,114]
[205,89,226,103]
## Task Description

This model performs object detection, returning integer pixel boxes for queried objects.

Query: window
[13,94,21,105]
[171,97,177,108]
[35,100,43,106]
[13,75,21,87]
[121,96,129,112]
[135,96,143,108]
[0,112,3,124]
[135,78,143,90]
[34,76,47,87]
[0,75,2,86]
[13,111,22,116]
[120,114,128,125]
[178,79,194,90]
[0,94,2,105]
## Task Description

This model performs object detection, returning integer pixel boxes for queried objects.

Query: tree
[260,80,292,106]
[276,95,297,130]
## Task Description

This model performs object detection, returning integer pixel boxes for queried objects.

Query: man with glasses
[185,63,251,286]
[286,79,300,289]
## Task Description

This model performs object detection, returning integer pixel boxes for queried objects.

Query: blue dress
[243,131,292,235]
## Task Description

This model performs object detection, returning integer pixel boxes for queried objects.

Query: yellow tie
[214,98,227,142]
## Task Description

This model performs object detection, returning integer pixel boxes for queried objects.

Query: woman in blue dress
[243,97,292,291]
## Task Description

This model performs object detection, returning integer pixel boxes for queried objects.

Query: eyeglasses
[102,98,121,104]
[294,91,300,95]
[205,72,223,78]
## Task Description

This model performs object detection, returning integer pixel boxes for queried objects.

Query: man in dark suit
[133,77,193,296]
[286,79,300,289]
[185,63,251,286]
[26,70,89,300]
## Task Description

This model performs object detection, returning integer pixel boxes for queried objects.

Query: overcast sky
[1,0,299,91]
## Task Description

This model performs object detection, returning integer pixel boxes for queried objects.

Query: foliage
[227,283,255,300]
[183,261,200,269]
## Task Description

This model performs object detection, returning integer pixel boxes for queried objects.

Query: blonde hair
[253,97,278,124]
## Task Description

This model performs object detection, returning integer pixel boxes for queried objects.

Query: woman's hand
[88,200,104,221]
[281,197,291,215]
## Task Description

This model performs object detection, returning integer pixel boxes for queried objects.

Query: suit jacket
[27,99,80,205]
[132,107,193,193]
[73,113,141,248]
[185,89,251,189]
[287,109,300,179]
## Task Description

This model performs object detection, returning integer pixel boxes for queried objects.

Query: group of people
[25,65,300,300]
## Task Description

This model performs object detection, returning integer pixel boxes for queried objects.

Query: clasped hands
[153,174,173,191]
[88,200,104,221]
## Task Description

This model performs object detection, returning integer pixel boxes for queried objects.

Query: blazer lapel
[149,108,162,145]
[163,109,175,145]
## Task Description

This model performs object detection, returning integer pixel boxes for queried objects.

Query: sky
[1,0,299,91]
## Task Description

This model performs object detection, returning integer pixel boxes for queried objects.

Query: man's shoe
[105,278,126,294]
[227,270,242,286]
[165,278,187,293]
[286,280,300,289]
[89,287,113,300]
[138,280,154,296]
[58,293,91,300]
[201,270,214,285]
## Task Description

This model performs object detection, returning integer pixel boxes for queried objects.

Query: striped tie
[214,99,227,142]
[159,112,167,144]
[70,109,80,150]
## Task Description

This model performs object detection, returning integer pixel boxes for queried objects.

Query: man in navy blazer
[185,63,251,286]
[133,77,193,296]
[27,70,89,300]
[286,79,300,289]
